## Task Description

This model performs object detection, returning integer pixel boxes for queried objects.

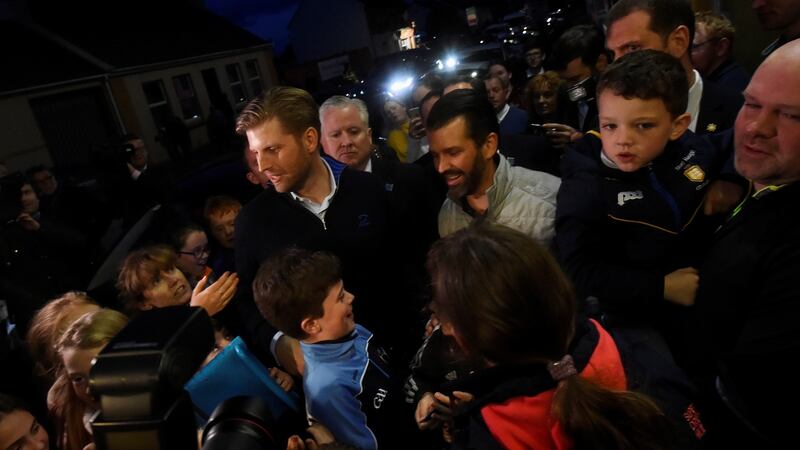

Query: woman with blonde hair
[48,308,128,450]
[26,292,99,382]
[524,71,565,125]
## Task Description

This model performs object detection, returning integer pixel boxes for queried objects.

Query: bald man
[687,40,800,447]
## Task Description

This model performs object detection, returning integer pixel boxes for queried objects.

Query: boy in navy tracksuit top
[253,247,399,450]
[556,50,730,357]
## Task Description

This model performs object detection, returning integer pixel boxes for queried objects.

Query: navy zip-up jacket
[234,157,393,360]
[556,131,728,320]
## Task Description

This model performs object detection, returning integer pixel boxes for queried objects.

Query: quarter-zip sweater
[234,156,392,360]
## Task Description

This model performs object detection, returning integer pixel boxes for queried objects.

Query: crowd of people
[2,0,800,448]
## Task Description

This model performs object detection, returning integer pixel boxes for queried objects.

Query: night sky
[205,0,299,54]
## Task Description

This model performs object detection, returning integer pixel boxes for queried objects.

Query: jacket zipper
[647,165,682,230]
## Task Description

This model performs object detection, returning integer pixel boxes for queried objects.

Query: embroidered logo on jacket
[373,388,389,409]
[358,214,371,228]
[683,165,706,182]
[617,190,644,206]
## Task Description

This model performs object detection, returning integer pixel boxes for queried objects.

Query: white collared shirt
[364,158,373,173]
[497,103,511,124]
[687,69,703,132]
[290,158,337,222]
[127,162,146,180]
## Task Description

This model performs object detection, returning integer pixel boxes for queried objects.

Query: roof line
[107,44,272,77]
[0,43,272,97]
[0,73,106,99]
[23,20,115,71]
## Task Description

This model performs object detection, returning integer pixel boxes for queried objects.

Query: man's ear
[716,37,731,58]
[302,127,319,154]
[670,112,692,140]
[482,132,499,160]
[246,172,260,186]
[300,317,319,337]
[367,127,373,145]
[666,25,691,59]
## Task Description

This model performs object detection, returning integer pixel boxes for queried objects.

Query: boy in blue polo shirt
[252,247,398,450]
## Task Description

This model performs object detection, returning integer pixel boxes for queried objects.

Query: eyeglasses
[691,38,718,51]
[178,245,209,259]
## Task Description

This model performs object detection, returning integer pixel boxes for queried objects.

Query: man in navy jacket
[233,87,398,372]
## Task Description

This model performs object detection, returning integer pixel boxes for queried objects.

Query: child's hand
[664,267,699,306]
[415,392,441,430]
[269,367,295,391]
[190,272,238,316]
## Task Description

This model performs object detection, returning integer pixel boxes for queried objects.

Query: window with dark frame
[172,74,202,119]
[226,63,247,103]
[245,59,264,97]
[142,79,173,128]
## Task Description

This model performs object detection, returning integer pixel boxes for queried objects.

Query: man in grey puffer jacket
[427,89,560,244]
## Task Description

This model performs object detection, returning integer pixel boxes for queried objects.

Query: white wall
[117,50,273,163]
[0,80,104,173]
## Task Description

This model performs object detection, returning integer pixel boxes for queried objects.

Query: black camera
[529,123,547,136]
[89,307,299,450]
[202,396,280,450]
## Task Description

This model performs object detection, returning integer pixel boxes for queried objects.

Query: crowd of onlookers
[2,0,800,449]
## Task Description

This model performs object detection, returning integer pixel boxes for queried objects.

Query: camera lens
[202,396,279,450]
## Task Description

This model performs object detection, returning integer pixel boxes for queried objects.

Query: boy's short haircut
[252,247,342,340]
[117,245,177,312]
[203,195,242,221]
[597,49,688,117]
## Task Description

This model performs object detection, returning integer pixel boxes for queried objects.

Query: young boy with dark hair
[556,50,728,352]
[252,247,398,450]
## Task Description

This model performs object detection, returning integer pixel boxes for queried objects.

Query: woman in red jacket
[424,222,680,450]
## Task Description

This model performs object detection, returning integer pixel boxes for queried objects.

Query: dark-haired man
[606,0,741,135]
[754,0,800,57]
[427,89,560,243]
[523,39,547,79]
[546,25,607,145]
